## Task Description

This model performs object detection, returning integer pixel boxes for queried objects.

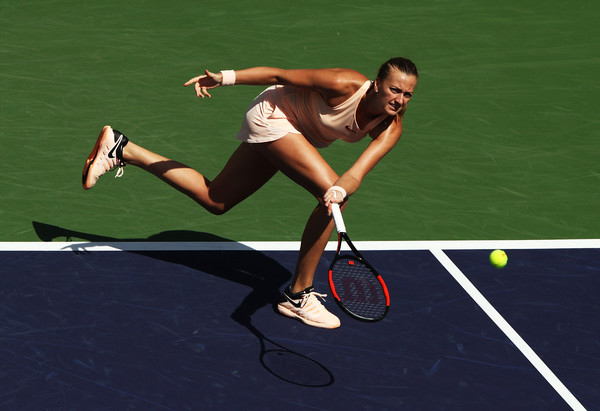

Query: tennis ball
[490,249,508,268]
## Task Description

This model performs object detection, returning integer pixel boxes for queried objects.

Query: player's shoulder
[370,114,403,140]
[318,69,369,103]
[329,68,369,91]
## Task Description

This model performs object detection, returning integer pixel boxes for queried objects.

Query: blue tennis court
[1,239,597,410]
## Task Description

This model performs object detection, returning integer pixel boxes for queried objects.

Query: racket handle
[331,203,346,233]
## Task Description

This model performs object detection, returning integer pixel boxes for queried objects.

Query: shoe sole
[277,304,341,329]
[82,125,113,190]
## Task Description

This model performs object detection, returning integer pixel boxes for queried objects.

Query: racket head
[328,251,390,322]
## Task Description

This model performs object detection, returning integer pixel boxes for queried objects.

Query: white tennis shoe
[278,286,341,329]
[82,125,129,190]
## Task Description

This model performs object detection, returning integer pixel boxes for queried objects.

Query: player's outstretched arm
[238,67,367,105]
[185,67,367,104]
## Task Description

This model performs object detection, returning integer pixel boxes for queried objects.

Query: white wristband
[327,185,347,200]
[220,70,236,86]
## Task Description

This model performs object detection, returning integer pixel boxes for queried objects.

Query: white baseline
[0,239,599,252]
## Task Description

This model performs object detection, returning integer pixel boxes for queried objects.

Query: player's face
[376,69,417,115]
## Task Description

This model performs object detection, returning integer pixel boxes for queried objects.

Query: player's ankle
[288,284,313,297]
[121,142,132,163]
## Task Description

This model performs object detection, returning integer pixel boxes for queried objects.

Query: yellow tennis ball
[490,249,508,268]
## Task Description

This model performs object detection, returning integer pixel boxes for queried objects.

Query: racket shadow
[231,310,334,387]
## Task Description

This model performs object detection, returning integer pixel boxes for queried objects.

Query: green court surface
[2,0,599,242]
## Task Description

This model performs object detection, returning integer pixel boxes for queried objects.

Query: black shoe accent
[110,129,129,165]
[282,285,315,301]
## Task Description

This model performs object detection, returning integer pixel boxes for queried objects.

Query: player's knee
[207,205,227,215]
[205,202,232,216]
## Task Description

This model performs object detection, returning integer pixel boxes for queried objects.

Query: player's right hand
[324,185,347,212]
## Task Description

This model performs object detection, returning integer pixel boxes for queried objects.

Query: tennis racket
[328,203,390,322]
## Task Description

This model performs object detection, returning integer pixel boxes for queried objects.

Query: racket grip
[331,203,346,233]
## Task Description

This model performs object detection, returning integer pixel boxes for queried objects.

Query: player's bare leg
[251,133,341,283]
[292,204,336,292]
[122,140,278,214]
[252,133,342,328]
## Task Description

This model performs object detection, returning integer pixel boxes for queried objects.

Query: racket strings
[330,257,387,319]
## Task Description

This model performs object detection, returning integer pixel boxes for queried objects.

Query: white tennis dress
[236,81,388,148]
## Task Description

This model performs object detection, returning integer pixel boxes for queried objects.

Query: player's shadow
[32,221,334,388]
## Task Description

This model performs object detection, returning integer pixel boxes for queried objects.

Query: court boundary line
[1,239,599,252]
[430,248,585,411]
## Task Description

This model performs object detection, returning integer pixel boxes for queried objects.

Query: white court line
[0,239,599,252]
[430,248,585,411]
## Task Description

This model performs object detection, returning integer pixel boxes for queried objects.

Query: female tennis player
[82,57,418,329]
